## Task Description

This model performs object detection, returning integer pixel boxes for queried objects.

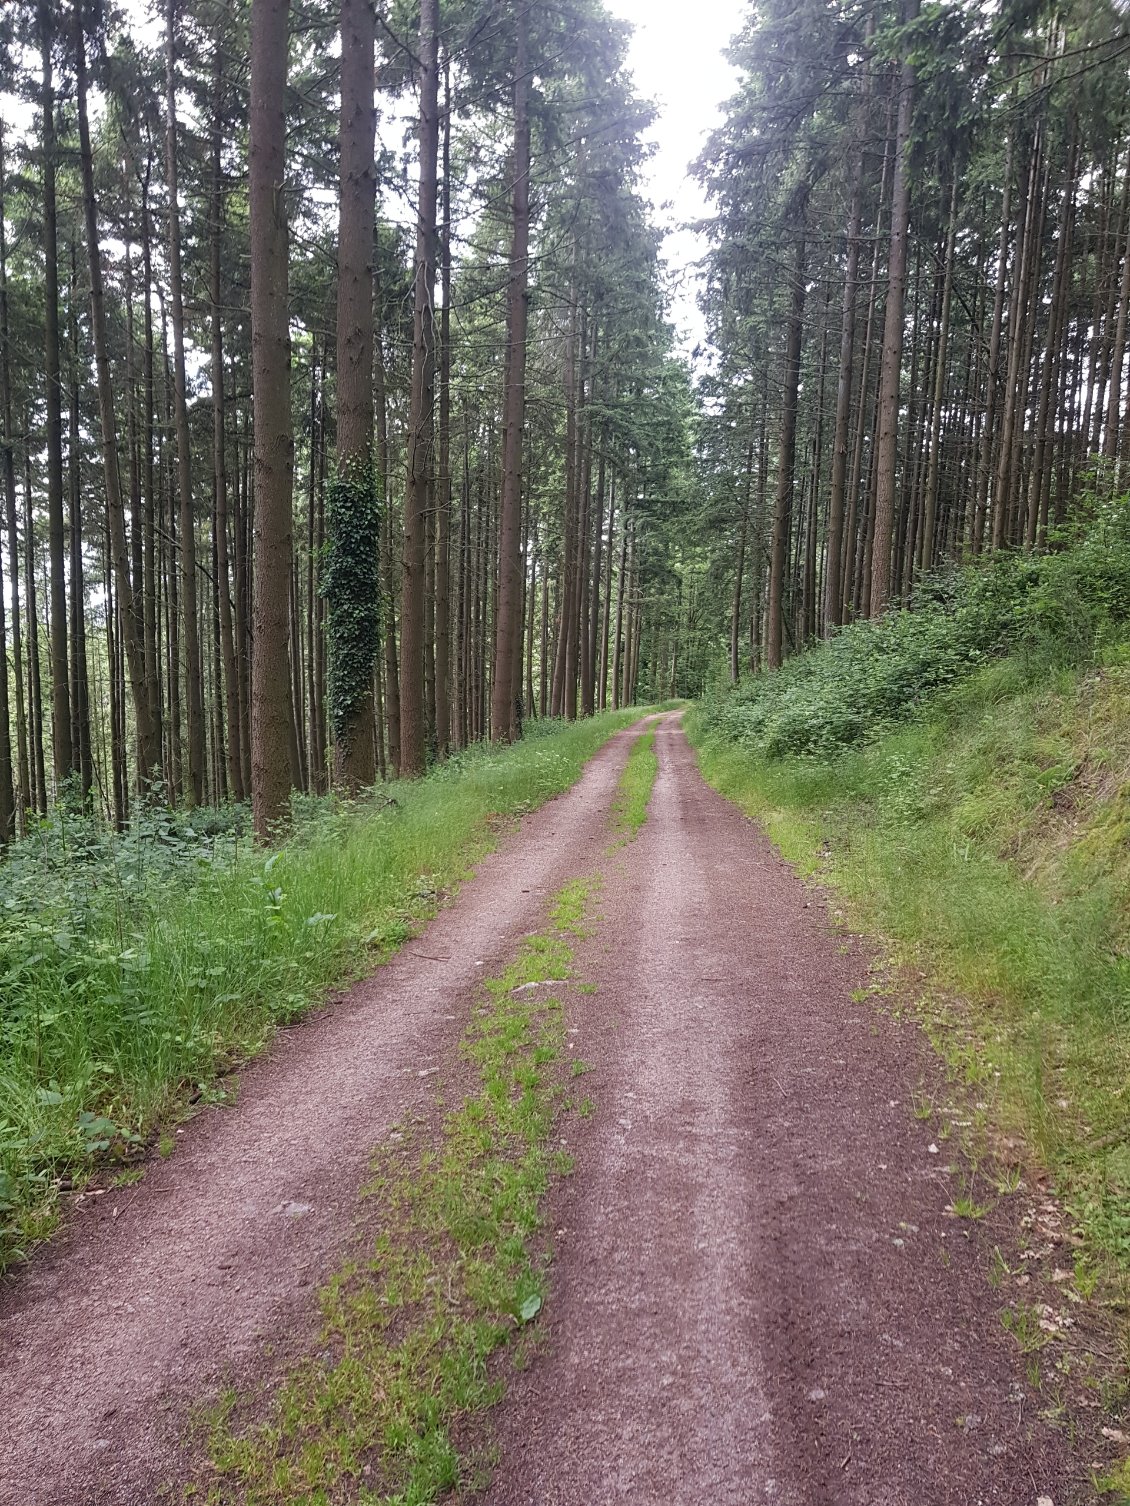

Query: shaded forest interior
[2,0,1130,836]
[0,0,689,842]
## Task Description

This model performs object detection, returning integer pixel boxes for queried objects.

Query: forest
[0,0,694,843]
[3,0,1130,837]
[8,0,1130,1498]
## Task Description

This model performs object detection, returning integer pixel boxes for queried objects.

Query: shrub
[700,511,1130,760]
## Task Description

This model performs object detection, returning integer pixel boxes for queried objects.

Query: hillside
[692,517,1130,1337]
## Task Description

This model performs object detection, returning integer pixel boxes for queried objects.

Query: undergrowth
[698,496,1130,759]
[0,712,639,1270]
[188,878,599,1504]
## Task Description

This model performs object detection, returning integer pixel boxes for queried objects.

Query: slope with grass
[0,712,643,1270]
[690,516,1130,1309]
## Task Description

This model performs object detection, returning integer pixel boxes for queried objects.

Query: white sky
[604,0,742,356]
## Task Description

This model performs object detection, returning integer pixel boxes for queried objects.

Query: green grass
[687,657,1130,1277]
[0,712,641,1269]
[612,726,658,837]
[189,878,598,1504]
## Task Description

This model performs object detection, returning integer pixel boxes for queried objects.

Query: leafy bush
[701,511,1130,760]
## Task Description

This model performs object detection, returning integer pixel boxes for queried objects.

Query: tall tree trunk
[843,119,890,616]
[210,48,244,800]
[233,401,253,795]
[435,59,453,758]
[993,128,1043,548]
[612,517,628,709]
[211,502,227,801]
[305,338,322,787]
[973,130,1014,553]
[5,381,28,832]
[1103,144,1130,463]
[67,268,93,803]
[870,5,918,614]
[555,291,579,717]
[586,434,606,712]
[330,0,378,787]
[140,163,163,777]
[824,38,870,631]
[457,403,471,742]
[767,217,806,669]
[599,480,615,709]
[249,0,296,835]
[1028,146,1077,544]
[491,5,531,744]
[103,512,125,826]
[0,128,16,839]
[40,4,72,786]
[164,337,183,802]
[374,275,400,776]
[24,450,46,813]
[920,172,959,573]
[399,0,440,776]
[166,0,205,804]
[731,432,754,682]
[75,4,159,782]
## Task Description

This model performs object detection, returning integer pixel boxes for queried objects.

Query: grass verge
[687,662,1130,1283]
[187,877,600,1504]
[0,712,640,1270]
[611,725,658,838]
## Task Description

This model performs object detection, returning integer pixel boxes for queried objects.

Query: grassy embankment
[0,710,643,1269]
[689,510,1130,1291]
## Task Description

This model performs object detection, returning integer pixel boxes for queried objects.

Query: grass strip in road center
[188,878,600,1505]
[611,725,658,839]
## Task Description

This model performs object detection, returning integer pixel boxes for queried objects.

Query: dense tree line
[0,0,692,840]
[11,0,1117,843]
[696,0,1130,680]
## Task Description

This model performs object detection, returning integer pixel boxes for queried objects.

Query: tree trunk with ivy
[326,0,379,789]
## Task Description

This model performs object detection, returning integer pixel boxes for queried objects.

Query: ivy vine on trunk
[322,466,381,781]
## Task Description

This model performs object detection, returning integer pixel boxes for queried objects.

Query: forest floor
[0,714,1113,1504]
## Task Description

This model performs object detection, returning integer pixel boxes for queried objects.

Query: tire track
[483,714,1077,1506]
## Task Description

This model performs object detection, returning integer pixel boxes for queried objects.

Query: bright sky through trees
[605,0,741,352]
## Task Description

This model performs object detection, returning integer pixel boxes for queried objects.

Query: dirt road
[1,715,1081,1504]
[0,724,646,1506]
[483,716,1075,1506]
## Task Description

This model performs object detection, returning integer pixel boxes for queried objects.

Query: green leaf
[518,1293,542,1323]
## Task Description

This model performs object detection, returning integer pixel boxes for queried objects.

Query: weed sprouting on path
[611,726,658,839]
[0,713,639,1270]
[190,879,601,1505]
